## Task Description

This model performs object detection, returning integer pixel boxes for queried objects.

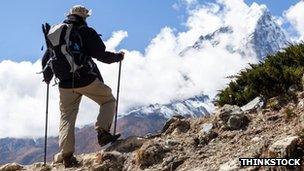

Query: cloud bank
[284,1,304,41]
[0,0,301,138]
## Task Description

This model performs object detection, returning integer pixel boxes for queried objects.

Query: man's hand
[43,79,50,85]
[119,51,125,57]
[118,51,125,61]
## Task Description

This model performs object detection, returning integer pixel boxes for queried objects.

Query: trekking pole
[44,84,50,165]
[114,61,122,135]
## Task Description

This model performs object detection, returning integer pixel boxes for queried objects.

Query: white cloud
[104,30,128,51]
[0,0,285,138]
[284,1,304,41]
[0,60,60,138]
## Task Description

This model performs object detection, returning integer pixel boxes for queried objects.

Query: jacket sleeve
[41,49,54,83]
[83,27,123,64]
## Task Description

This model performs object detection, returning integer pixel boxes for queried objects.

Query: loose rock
[227,114,248,130]
[218,105,242,123]
[0,163,23,171]
[135,141,167,169]
[241,96,265,112]
[268,136,299,157]
[162,117,190,135]
[201,123,213,134]
[93,151,126,171]
[165,139,180,147]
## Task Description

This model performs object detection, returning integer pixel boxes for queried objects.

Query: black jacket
[42,15,123,88]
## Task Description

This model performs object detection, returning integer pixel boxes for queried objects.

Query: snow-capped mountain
[119,94,211,119]
[250,10,288,58]
[181,4,288,60]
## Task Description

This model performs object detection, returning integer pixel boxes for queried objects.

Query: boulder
[105,137,146,153]
[241,97,265,112]
[162,115,185,132]
[197,122,218,145]
[135,141,168,169]
[218,105,242,123]
[93,151,126,171]
[268,136,299,157]
[198,129,218,145]
[218,104,249,130]
[201,123,213,134]
[165,139,180,147]
[227,114,248,130]
[0,163,23,171]
[162,116,190,135]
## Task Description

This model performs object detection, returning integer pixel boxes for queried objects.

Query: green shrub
[216,43,304,106]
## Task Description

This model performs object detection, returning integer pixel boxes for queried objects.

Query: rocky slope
[3,90,304,170]
[0,95,211,165]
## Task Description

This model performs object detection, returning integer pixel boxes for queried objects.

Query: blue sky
[0,0,300,62]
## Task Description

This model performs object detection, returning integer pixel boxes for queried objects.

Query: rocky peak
[250,10,288,59]
[180,3,288,60]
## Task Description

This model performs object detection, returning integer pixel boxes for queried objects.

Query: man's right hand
[119,51,125,56]
[118,51,125,61]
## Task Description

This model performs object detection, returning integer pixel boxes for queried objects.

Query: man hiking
[41,5,124,167]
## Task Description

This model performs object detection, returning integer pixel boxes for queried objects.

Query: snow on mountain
[250,10,288,59]
[181,3,288,60]
[119,94,211,119]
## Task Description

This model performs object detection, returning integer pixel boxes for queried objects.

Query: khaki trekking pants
[58,78,116,156]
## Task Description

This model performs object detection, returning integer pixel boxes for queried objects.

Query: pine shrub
[216,43,304,106]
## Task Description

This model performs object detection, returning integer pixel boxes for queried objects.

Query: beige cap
[67,5,92,19]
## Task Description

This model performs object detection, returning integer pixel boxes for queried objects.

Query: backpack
[41,23,92,84]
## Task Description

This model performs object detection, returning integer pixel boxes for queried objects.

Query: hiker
[41,5,124,167]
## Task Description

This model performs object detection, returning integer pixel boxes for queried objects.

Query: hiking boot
[97,129,121,147]
[63,154,80,168]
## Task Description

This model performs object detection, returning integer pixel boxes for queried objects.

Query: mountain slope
[0,94,210,165]
[4,90,304,170]
[119,94,210,119]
